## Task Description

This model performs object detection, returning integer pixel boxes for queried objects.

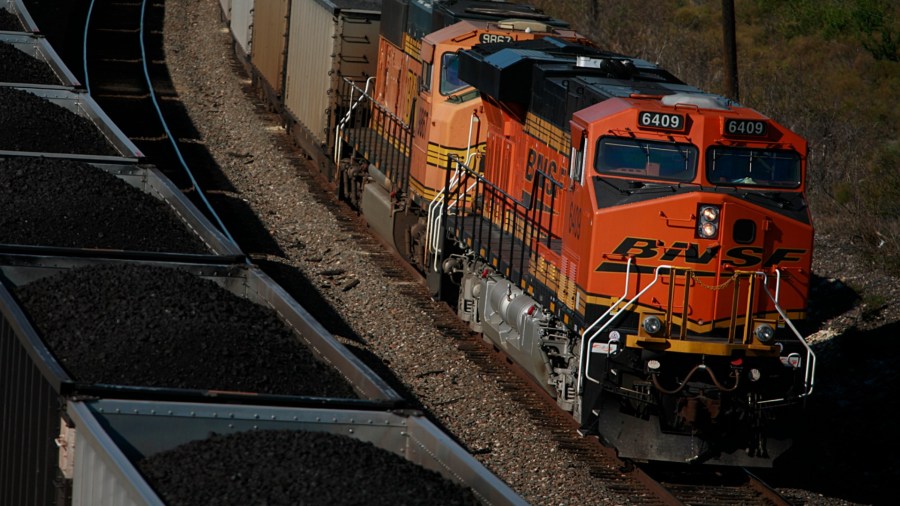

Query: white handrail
[425,161,460,272]
[333,77,375,165]
[577,265,816,404]
[581,263,673,386]
[426,154,481,272]
[755,270,816,400]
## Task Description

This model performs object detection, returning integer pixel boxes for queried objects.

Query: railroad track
[72,1,797,504]
[83,0,234,220]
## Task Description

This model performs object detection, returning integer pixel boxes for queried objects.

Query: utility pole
[722,0,740,101]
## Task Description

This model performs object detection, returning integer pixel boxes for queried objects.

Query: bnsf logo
[609,237,806,268]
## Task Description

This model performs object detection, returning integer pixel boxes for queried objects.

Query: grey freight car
[0,255,401,505]
[0,0,38,33]
[0,33,80,87]
[0,158,243,258]
[0,85,142,161]
[66,399,527,505]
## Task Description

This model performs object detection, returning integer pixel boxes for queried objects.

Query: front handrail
[581,263,672,388]
[756,270,816,400]
[579,265,815,402]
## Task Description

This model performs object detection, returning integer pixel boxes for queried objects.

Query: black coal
[0,41,60,84]
[138,429,480,505]
[0,87,119,155]
[15,264,357,398]
[0,8,22,31]
[0,157,209,252]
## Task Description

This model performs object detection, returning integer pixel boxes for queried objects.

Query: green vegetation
[524,0,900,273]
[754,0,898,61]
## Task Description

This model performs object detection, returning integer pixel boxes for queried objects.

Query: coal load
[139,430,481,506]
[0,87,119,155]
[15,264,357,398]
[0,157,208,252]
[0,41,61,84]
[0,9,22,31]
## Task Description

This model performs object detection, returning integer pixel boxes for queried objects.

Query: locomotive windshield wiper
[741,190,805,210]
[628,183,678,195]
[597,176,684,196]
[596,176,632,195]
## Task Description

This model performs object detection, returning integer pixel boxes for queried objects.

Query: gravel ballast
[0,86,118,155]
[0,41,60,84]
[15,263,357,398]
[0,157,209,252]
[139,429,480,506]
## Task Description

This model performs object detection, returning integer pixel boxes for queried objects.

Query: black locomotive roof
[458,37,709,129]
[432,0,569,28]
[317,0,382,12]
[383,1,569,49]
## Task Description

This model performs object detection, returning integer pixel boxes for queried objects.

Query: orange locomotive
[430,37,816,466]
[334,1,580,273]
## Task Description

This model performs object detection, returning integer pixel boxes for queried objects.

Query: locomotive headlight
[755,323,776,344]
[699,222,718,238]
[700,205,719,222]
[697,204,721,239]
[642,315,663,335]
[748,368,762,382]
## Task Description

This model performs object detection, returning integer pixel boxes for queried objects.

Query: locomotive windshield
[707,147,802,188]
[595,137,697,182]
[440,52,469,96]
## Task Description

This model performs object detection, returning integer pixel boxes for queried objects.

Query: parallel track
[83,0,238,235]
[77,1,796,504]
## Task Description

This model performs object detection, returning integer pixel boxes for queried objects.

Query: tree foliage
[753,0,898,61]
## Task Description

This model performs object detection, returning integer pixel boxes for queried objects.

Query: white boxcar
[219,0,232,21]
[283,0,380,160]
[229,0,254,57]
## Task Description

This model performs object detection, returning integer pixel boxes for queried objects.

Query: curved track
[82,0,239,240]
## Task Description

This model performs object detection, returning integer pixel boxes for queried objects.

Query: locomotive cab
[410,19,584,206]
[569,94,814,465]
